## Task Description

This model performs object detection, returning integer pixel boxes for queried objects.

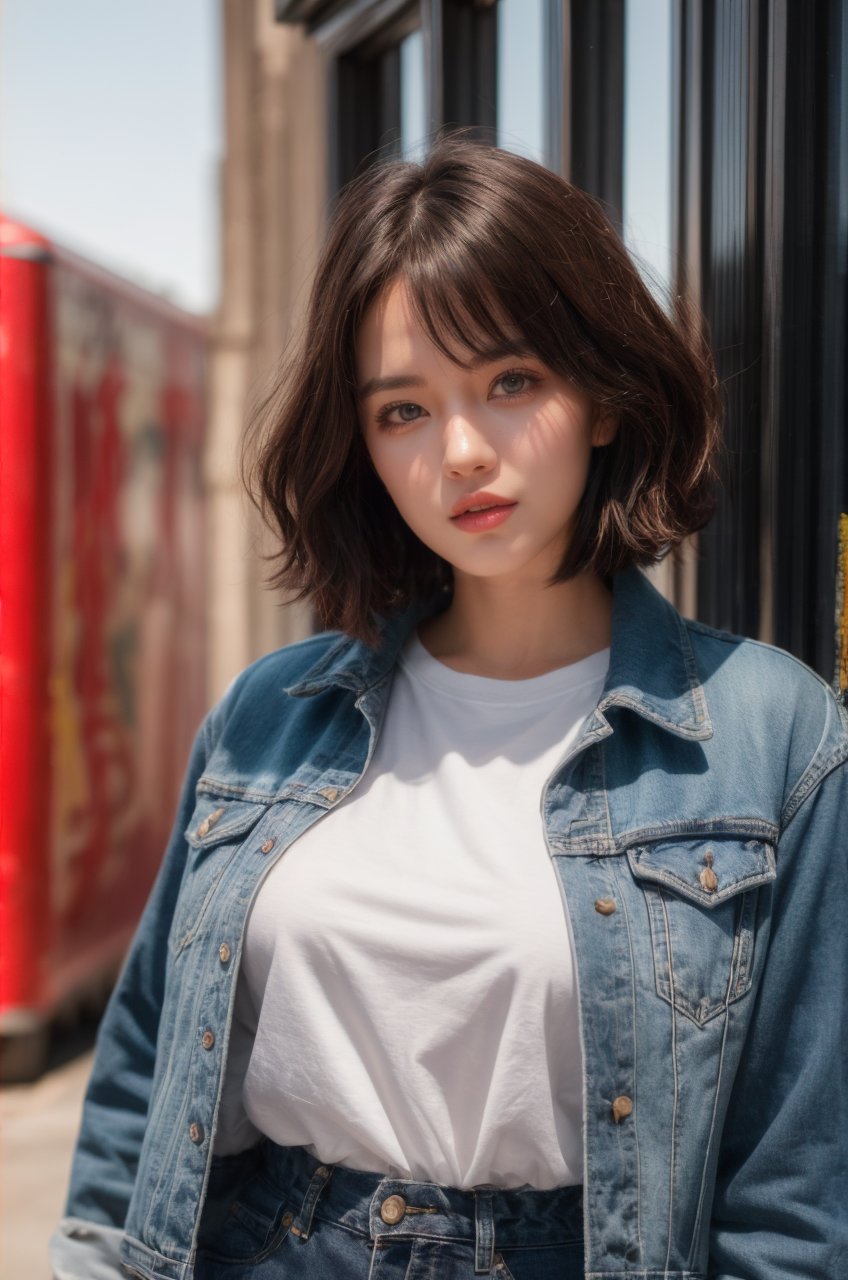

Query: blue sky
[0,1,672,315]
[0,1,222,314]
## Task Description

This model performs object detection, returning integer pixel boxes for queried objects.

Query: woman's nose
[442,414,498,477]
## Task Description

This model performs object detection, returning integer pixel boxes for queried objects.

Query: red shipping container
[0,215,208,1079]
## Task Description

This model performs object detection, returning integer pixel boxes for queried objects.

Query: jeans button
[611,1095,633,1123]
[380,1194,407,1224]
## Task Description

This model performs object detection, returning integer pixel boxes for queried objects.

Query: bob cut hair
[245,134,722,645]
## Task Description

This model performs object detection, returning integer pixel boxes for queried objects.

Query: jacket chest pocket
[626,835,777,1026]
[170,793,270,955]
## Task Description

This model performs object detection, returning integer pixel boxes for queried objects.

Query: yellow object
[838,513,848,695]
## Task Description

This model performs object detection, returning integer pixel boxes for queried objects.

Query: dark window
[568,0,625,226]
[332,6,421,188]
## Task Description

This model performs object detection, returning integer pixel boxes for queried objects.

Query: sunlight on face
[356,278,617,586]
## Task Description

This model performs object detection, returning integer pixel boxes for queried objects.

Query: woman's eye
[377,401,424,428]
[493,371,538,397]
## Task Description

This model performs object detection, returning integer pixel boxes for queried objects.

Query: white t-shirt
[215,632,610,1189]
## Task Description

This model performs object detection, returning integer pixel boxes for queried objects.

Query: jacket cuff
[49,1217,125,1279]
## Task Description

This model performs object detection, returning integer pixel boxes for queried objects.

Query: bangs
[404,265,524,367]
[390,207,557,369]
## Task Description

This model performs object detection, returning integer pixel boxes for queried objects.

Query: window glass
[622,0,673,302]
[400,28,427,160]
[497,0,546,163]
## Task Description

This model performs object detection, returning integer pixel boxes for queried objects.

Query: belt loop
[290,1162,334,1242]
[472,1185,496,1274]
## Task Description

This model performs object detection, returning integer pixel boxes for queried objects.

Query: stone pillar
[208,0,327,702]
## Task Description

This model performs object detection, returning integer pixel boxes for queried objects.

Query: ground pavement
[0,1031,94,1280]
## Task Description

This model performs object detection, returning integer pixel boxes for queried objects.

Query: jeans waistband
[256,1140,584,1274]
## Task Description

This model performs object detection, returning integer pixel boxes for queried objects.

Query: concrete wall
[207,0,327,702]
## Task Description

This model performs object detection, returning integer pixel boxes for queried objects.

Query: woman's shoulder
[683,613,842,704]
[210,629,351,723]
[681,614,848,797]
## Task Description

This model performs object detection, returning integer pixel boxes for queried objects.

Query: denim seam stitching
[122,1233,191,1274]
[615,818,779,848]
[661,890,679,1277]
[615,867,645,1265]
[780,743,848,831]
[157,971,208,1248]
[142,1043,194,1243]
[687,1005,731,1272]
[196,777,325,803]
[171,847,246,958]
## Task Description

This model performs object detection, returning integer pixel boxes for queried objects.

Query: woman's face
[356,277,616,585]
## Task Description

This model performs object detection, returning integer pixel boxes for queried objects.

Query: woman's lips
[450,503,517,532]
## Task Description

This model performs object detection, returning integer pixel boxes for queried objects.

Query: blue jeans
[195,1141,584,1279]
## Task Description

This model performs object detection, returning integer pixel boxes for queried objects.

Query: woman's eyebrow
[467,343,534,368]
[357,344,533,400]
[357,373,427,399]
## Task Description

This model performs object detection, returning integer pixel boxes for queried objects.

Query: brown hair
[244,135,722,644]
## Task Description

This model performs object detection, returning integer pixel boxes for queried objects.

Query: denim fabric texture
[50,567,848,1280]
[192,1140,584,1279]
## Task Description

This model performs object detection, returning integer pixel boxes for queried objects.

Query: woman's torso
[214,633,610,1187]
[62,568,848,1280]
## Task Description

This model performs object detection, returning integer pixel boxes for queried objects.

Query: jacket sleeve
[49,711,213,1280]
[708,738,848,1278]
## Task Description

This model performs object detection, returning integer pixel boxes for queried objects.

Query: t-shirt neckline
[399,631,611,707]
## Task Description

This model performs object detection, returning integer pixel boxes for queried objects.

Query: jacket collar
[285,567,713,741]
[597,566,713,740]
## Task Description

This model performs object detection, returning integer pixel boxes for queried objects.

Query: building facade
[209,0,847,698]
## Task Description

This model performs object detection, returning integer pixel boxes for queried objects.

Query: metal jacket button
[218,942,231,965]
[197,807,225,838]
[189,1122,205,1144]
[261,838,276,854]
[699,851,718,892]
[611,1095,633,1124]
[594,898,617,915]
[380,1194,407,1224]
[201,1029,215,1050]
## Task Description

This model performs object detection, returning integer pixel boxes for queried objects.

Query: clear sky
[0,0,222,315]
[0,1,672,315]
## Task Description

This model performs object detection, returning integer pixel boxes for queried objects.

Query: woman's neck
[417,571,613,680]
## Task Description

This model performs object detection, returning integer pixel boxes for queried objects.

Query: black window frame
[277,0,848,682]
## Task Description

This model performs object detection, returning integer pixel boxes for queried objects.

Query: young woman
[52,138,848,1280]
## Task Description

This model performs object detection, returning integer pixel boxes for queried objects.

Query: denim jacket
[51,567,848,1280]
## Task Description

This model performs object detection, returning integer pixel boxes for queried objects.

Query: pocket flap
[627,835,776,908]
[184,794,269,849]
